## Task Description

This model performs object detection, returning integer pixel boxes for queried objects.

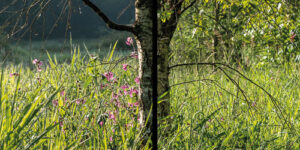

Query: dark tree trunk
[213,0,220,62]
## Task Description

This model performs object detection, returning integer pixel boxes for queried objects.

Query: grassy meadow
[0,40,299,149]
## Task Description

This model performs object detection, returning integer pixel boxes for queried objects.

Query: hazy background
[0,0,135,64]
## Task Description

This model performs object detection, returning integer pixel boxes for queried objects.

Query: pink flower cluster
[108,111,117,121]
[120,84,129,90]
[60,90,65,96]
[125,37,133,46]
[99,121,104,126]
[52,99,58,106]
[122,64,128,71]
[120,84,139,97]
[32,59,43,72]
[104,72,117,82]
[76,98,86,105]
[135,77,140,84]
[129,87,139,97]
[127,102,139,107]
[9,72,19,77]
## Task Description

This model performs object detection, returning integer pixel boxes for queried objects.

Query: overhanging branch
[169,62,292,129]
[82,0,134,33]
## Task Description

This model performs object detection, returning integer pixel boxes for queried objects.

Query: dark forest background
[0,0,136,64]
[0,0,135,39]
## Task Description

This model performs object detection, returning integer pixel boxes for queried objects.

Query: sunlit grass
[0,45,147,149]
[1,43,299,149]
[159,63,300,149]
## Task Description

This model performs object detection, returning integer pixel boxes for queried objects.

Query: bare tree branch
[117,0,134,20]
[0,0,18,14]
[82,0,134,33]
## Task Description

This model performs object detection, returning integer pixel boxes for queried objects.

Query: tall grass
[0,43,299,149]
[2,37,131,65]
[0,45,146,149]
[159,63,300,149]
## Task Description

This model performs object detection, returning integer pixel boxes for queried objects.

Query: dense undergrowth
[0,46,148,149]
[0,44,299,149]
[160,63,300,149]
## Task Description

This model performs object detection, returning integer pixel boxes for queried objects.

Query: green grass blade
[107,40,118,62]
[24,123,58,150]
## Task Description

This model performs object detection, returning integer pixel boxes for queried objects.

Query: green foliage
[159,63,300,149]
[171,0,300,65]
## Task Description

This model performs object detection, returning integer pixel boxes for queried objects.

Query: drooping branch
[82,0,134,33]
[169,62,293,129]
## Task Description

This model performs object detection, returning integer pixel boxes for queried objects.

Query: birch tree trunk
[134,0,154,141]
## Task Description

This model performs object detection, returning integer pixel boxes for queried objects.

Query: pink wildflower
[9,73,19,77]
[129,88,138,97]
[112,93,119,100]
[104,72,114,81]
[38,61,43,66]
[32,59,38,64]
[130,52,138,59]
[109,112,115,121]
[32,59,43,71]
[121,84,129,90]
[76,99,85,105]
[109,136,113,142]
[59,121,63,127]
[133,102,139,107]
[137,115,141,122]
[126,37,133,46]
[122,64,128,71]
[99,121,104,126]
[124,90,128,95]
[135,77,140,84]
[113,78,118,83]
[52,99,58,106]
[128,102,134,107]
[100,84,106,89]
[76,99,81,105]
[60,90,65,96]
[37,67,42,72]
